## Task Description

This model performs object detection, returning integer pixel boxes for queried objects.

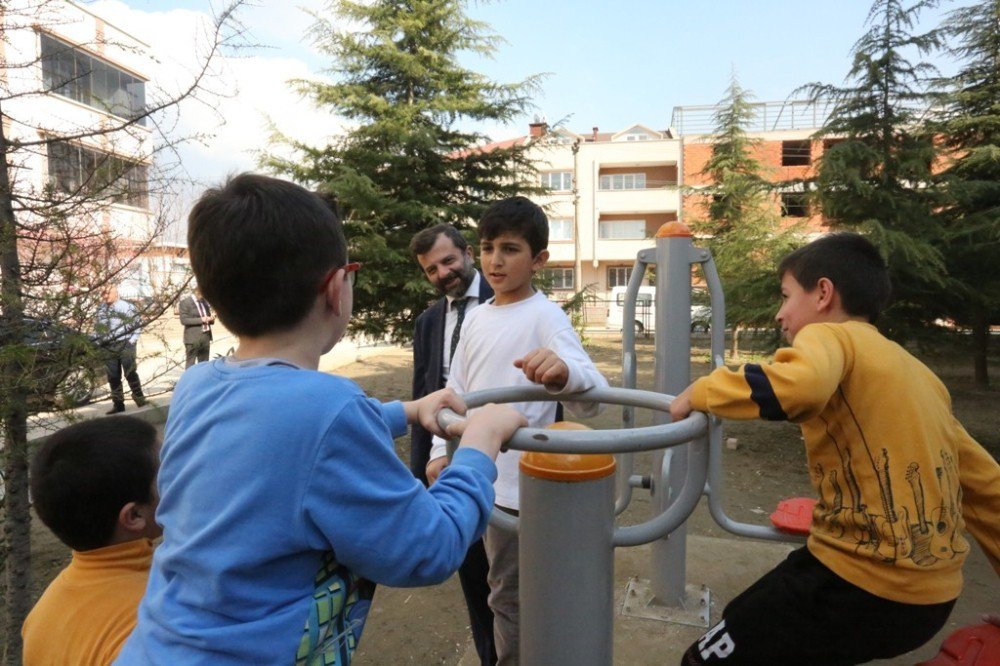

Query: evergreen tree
[690,75,801,355]
[264,0,541,342]
[801,0,945,339]
[928,0,1000,388]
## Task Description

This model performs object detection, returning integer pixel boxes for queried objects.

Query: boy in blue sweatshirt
[116,174,525,665]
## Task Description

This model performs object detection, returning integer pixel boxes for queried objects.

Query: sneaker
[134,397,149,407]
[106,404,126,415]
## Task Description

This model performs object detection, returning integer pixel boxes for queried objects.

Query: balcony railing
[597,179,678,191]
[670,99,836,136]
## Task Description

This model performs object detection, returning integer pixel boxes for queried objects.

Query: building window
[539,171,573,191]
[599,219,646,240]
[616,128,654,142]
[47,141,149,209]
[549,217,573,241]
[781,140,811,166]
[599,173,647,190]
[40,34,147,126]
[544,267,574,290]
[608,266,633,288]
[781,192,809,218]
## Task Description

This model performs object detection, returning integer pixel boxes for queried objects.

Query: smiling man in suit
[410,224,496,665]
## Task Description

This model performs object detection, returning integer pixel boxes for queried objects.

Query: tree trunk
[730,323,742,361]
[1,405,31,665]
[971,310,990,390]
[0,101,32,663]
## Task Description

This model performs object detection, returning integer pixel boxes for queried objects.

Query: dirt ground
[24,332,1000,664]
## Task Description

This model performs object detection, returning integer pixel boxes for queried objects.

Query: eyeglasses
[318,262,362,292]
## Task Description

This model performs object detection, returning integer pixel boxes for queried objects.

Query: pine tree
[690,75,801,355]
[801,0,945,339]
[928,0,1000,388]
[264,0,541,342]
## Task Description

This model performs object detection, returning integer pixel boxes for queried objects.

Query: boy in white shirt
[427,196,608,664]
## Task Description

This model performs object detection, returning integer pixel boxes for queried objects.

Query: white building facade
[2,0,160,298]
[522,122,681,324]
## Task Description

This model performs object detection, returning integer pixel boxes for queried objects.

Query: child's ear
[322,267,346,317]
[815,277,836,312]
[532,249,550,272]
[117,501,149,535]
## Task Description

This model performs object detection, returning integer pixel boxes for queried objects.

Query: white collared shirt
[442,271,482,380]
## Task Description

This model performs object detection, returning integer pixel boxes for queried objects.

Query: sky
[87,0,963,182]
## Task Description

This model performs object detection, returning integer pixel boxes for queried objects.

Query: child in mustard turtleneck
[23,416,161,665]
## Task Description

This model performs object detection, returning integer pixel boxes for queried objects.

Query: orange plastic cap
[519,422,616,482]
[655,221,692,238]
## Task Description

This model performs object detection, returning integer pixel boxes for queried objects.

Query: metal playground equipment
[438,222,806,665]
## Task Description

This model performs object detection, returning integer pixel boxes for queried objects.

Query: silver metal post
[520,450,616,665]
[650,225,694,605]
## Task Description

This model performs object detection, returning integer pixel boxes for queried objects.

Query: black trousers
[459,537,497,665]
[682,547,955,665]
[184,333,212,368]
[105,342,144,406]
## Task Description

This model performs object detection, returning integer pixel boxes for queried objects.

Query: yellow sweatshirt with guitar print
[690,321,1000,604]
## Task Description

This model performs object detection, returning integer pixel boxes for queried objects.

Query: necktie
[196,299,211,332]
[450,297,468,363]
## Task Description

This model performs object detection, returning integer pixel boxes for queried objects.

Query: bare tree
[0,0,247,658]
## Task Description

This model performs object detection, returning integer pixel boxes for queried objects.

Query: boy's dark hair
[478,196,548,256]
[31,416,158,551]
[187,173,348,337]
[409,224,469,259]
[778,232,891,323]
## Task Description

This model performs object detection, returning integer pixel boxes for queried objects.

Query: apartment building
[524,121,683,302]
[672,99,832,234]
[504,100,832,326]
[2,0,160,298]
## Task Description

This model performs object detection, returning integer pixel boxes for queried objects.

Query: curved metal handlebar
[436,385,708,454]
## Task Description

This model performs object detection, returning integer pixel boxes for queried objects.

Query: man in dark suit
[410,224,496,666]
[178,287,215,368]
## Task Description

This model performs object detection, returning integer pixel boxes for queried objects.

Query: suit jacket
[178,295,213,345]
[410,274,494,483]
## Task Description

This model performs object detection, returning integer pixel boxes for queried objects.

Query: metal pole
[650,222,694,605]
[520,442,616,665]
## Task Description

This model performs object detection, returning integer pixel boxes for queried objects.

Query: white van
[606,286,711,334]
[607,286,656,334]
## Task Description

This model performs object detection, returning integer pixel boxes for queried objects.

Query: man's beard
[440,261,475,298]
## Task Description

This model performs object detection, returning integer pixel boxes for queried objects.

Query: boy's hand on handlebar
[514,348,569,391]
[455,403,527,461]
[669,385,694,422]
[405,388,466,438]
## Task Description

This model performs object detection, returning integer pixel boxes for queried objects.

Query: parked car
[607,286,713,334]
[13,317,105,412]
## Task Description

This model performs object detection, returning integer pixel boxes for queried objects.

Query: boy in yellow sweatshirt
[670,232,1000,665]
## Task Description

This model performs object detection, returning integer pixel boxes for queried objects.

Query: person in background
[23,416,160,665]
[178,286,215,368]
[97,284,146,414]
[410,224,497,665]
